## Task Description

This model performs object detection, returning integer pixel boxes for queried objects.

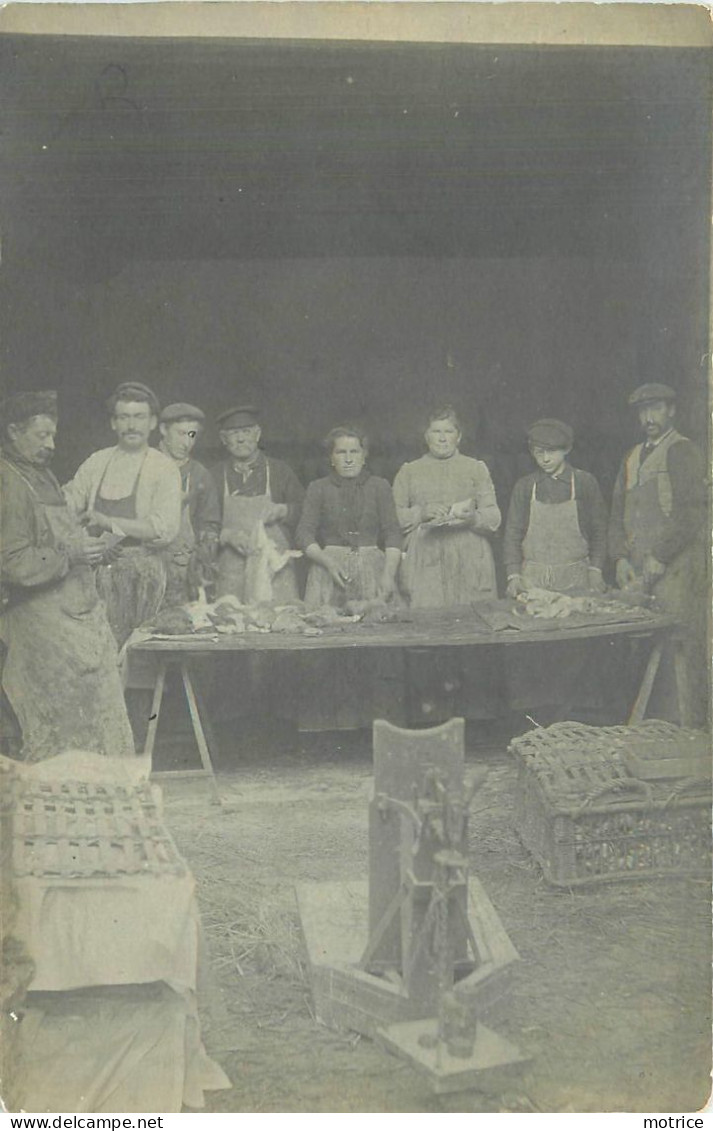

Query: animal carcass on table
[244,520,302,605]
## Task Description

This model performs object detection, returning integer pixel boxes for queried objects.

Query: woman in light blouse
[393,406,500,607]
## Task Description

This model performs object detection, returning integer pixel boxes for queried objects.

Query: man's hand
[642,554,666,587]
[587,567,607,593]
[262,502,288,525]
[79,509,112,535]
[68,536,107,567]
[615,558,637,589]
[506,574,526,599]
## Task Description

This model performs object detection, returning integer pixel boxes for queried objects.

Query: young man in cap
[608,384,708,722]
[211,405,304,602]
[0,391,135,761]
[64,381,182,646]
[504,418,608,596]
[158,403,221,606]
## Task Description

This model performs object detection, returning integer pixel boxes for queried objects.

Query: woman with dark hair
[393,406,501,607]
[290,425,403,731]
[297,425,402,608]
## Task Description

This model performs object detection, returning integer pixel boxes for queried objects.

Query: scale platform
[296,876,519,1038]
[378,1018,532,1095]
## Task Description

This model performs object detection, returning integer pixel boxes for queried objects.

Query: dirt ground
[157,721,712,1114]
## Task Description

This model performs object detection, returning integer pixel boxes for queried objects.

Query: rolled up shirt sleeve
[140,455,182,546]
[63,451,104,517]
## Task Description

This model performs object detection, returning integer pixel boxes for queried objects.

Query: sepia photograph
[0,1,711,1116]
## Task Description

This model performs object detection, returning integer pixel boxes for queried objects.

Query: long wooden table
[128,604,685,798]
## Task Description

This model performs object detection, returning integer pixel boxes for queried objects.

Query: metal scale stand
[296,718,529,1094]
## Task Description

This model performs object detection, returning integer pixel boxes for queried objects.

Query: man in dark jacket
[211,405,304,602]
[158,402,221,604]
[0,391,135,760]
[609,383,708,724]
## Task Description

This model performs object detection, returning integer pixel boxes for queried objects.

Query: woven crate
[11,778,186,880]
[509,721,711,887]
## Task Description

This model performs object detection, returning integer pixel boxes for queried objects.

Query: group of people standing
[0,378,707,761]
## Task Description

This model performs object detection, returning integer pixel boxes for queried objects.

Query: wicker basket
[509,721,711,887]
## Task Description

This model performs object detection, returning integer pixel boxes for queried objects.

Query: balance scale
[296,718,530,1094]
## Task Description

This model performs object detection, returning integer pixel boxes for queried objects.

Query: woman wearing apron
[0,392,135,762]
[292,424,403,730]
[392,405,502,724]
[503,418,610,719]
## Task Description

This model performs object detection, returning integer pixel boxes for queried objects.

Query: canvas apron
[162,469,197,608]
[401,525,496,608]
[93,454,166,647]
[521,476,590,592]
[505,477,594,713]
[0,469,135,762]
[215,463,298,603]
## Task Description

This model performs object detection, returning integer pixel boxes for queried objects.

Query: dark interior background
[0,33,710,507]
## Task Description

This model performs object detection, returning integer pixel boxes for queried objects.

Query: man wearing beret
[0,391,135,760]
[608,384,708,722]
[64,382,182,646]
[158,403,221,606]
[211,406,305,602]
[504,418,608,597]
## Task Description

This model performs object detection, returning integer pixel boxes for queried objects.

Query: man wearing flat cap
[158,403,221,606]
[609,384,708,722]
[504,418,608,596]
[0,391,135,761]
[64,381,182,646]
[211,405,304,602]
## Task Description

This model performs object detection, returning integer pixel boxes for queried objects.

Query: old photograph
[0,1,711,1115]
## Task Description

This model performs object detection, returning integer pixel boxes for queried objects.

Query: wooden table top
[129,602,676,656]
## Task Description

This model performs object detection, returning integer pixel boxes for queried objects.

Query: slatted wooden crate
[11,778,186,879]
[509,721,711,887]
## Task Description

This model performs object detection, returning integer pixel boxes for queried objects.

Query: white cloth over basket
[9,751,230,1111]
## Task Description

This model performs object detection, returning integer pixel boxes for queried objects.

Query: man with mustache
[609,382,708,724]
[0,391,135,761]
[64,381,182,646]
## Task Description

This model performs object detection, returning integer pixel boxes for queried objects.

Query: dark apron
[94,454,166,646]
